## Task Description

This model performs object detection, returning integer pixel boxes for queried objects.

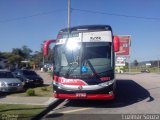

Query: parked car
[141,69,150,73]
[0,70,24,93]
[13,69,44,87]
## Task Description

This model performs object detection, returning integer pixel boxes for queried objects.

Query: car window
[22,70,37,76]
[0,71,15,78]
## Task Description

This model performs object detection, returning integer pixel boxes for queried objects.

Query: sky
[0,0,160,62]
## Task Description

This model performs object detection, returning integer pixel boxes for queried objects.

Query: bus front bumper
[53,93,115,100]
[53,79,116,100]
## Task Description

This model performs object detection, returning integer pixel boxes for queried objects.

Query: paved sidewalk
[36,70,53,85]
[0,96,57,105]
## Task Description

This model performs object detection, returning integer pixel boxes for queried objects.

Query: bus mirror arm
[43,40,56,57]
[113,36,120,52]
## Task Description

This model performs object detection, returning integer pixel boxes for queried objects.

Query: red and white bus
[44,25,119,100]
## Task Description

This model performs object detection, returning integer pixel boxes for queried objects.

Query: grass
[123,67,160,73]
[11,85,53,97]
[129,67,159,73]
[0,104,46,120]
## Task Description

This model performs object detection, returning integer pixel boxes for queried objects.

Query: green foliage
[12,48,25,57]
[0,43,54,69]
[0,52,3,58]
[0,46,33,69]
[41,87,48,91]
[12,85,52,97]
[31,51,43,66]
[26,88,36,96]
[45,47,54,63]
[49,71,53,76]
[0,104,45,119]
[8,54,23,64]
[21,45,32,59]
[133,60,139,67]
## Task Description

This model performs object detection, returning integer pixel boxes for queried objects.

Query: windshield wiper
[65,63,79,78]
[86,60,101,79]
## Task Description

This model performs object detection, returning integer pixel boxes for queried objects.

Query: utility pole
[129,57,131,73]
[68,0,71,32]
[158,58,160,73]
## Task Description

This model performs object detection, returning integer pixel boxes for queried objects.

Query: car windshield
[0,71,15,78]
[22,70,37,76]
[54,42,112,77]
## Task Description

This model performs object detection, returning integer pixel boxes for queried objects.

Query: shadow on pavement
[43,80,154,120]
[63,79,153,108]
[0,92,7,99]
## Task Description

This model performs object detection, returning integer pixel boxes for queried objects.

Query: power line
[0,9,66,23]
[1,8,160,24]
[72,8,160,21]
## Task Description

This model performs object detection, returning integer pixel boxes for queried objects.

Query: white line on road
[61,108,93,114]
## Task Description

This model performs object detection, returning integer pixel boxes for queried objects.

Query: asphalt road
[43,73,160,120]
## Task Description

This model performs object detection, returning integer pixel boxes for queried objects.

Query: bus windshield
[54,42,112,78]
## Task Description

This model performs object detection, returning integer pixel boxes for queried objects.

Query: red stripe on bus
[53,93,114,100]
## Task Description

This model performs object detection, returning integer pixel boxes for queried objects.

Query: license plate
[9,87,17,91]
[76,93,86,98]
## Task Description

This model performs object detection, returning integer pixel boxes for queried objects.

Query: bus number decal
[90,37,101,41]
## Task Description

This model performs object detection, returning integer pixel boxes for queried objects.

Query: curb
[0,96,53,106]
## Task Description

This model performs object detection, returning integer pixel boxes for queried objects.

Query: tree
[31,51,43,69]
[6,46,32,69]
[133,60,139,67]
[45,47,54,63]
[21,45,32,60]
[41,41,54,64]
[0,52,23,69]
[8,54,23,64]
[12,48,25,58]
[0,52,2,58]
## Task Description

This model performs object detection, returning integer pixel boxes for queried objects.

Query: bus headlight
[99,80,114,87]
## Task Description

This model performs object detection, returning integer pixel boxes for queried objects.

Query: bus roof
[59,25,112,33]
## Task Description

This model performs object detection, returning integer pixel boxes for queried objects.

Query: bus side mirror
[43,40,56,57]
[114,36,120,52]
